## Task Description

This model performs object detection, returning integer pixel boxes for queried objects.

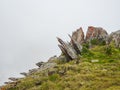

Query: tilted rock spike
[57,37,66,45]
[58,44,72,61]
[69,34,82,55]
[57,37,78,61]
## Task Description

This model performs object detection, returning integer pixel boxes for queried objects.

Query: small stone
[91,60,99,63]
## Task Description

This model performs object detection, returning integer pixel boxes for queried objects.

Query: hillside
[1,26,120,90]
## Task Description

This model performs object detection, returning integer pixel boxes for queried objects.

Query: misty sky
[0,0,120,85]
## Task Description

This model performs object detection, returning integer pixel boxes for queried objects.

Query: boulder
[37,62,57,72]
[71,27,84,44]
[86,26,108,42]
[109,30,120,48]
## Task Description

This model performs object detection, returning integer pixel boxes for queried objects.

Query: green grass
[4,45,120,90]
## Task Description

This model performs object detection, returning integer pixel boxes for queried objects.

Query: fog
[0,0,120,85]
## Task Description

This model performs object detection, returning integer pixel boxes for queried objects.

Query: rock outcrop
[36,62,57,72]
[86,26,108,42]
[57,26,109,61]
[109,30,120,48]
[57,33,83,61]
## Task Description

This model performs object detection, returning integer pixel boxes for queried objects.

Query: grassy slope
[4,44,120,90]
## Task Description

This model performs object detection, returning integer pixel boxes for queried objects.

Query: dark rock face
[86,26,108,41]
[109,30,120,48]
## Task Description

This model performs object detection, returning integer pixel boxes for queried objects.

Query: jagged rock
[48,55,58,62]
[109,30,120,48]
[71,27,84,44]
[29,68,38,74]
[8,77,19,81]
[36,61,44,67]
[20,72,28,76]
[56,28,85,62]
[57,32,83,61]
[37,62,57,72]
[86,26,108,42]
[57,37,78,61]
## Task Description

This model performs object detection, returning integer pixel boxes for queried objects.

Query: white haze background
[0,0,120,85]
